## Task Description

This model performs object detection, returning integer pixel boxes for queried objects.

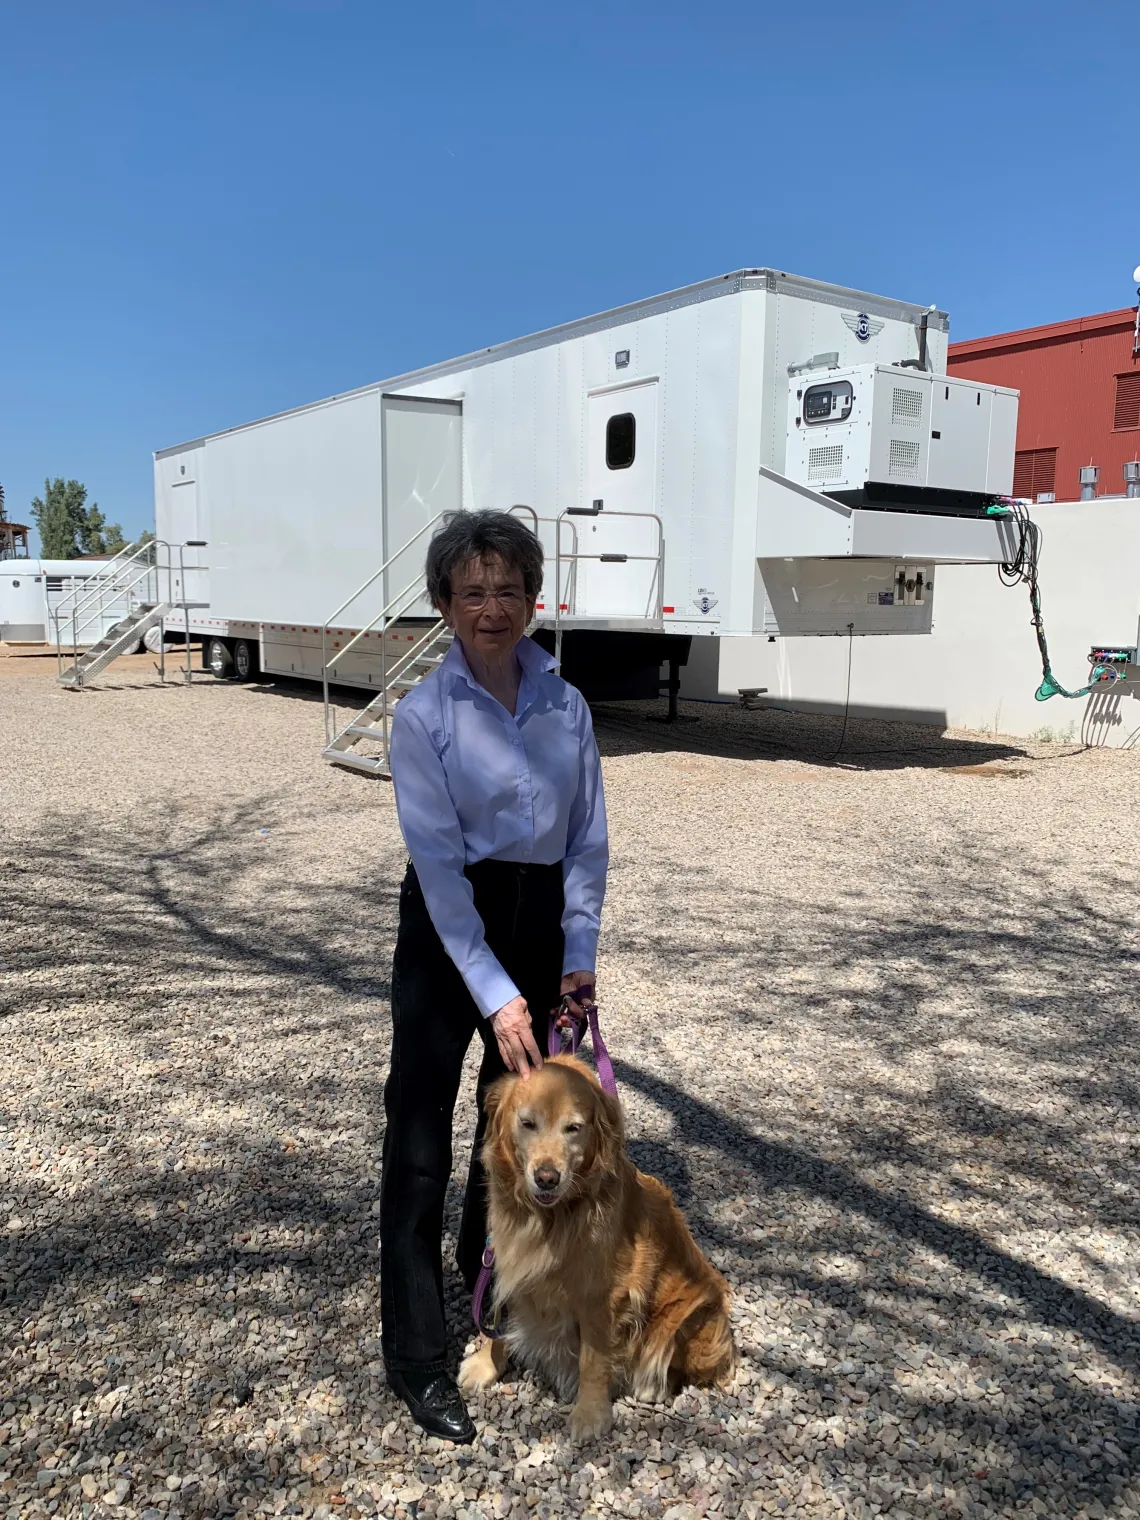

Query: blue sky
[3,0,1138,546]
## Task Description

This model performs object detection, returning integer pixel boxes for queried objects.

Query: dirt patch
[948,763,1032,778]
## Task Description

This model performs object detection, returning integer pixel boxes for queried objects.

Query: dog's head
[484,1055,624,1210]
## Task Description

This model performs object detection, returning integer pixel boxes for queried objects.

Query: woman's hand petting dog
[490,996,545,1079]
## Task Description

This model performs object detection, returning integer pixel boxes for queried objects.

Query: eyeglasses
[454,588,528,612]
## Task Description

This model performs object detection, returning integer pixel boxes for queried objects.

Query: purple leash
[545,1002,618,1099]
[471,1000,616,1335]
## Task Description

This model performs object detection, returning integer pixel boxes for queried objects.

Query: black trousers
[379,858,565,1373]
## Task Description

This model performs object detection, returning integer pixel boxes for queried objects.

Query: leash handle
[547,1000,618,1098]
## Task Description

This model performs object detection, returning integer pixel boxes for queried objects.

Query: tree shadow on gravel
[2,797,1139,1513]
[605,830,1140,1239]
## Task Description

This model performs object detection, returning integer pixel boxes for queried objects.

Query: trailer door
[580,382,660,620]
[382,396,462,615]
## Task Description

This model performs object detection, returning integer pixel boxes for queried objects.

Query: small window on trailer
[1113,373,1140,431]
[606,413,636,470]
[1012,447,1057,501]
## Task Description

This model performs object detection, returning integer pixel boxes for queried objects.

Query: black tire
[232,638,258,681]
[206,637,234,679]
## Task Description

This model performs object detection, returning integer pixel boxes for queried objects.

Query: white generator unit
[150,268,1021,771]
[786,364,1016,501]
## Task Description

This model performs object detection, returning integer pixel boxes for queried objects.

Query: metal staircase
[321,512,456,777]
[323,619,454,774]
[54,538,207,689]
[58,602,174,687]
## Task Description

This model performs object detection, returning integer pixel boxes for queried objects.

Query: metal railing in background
[321,510,451,751]
[51,539,209,687]
[551,508,665,670]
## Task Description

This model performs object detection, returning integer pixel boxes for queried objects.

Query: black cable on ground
[818,622,855,762]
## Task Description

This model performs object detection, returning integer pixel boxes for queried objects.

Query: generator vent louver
[892,387,924,425]
[888,439,921,478]
[807,444,844,481]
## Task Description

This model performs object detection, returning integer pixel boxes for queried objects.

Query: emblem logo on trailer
[842,311,884,343]
[693,590,718,614]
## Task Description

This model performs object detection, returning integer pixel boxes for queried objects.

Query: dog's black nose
[533,1166,561,1190]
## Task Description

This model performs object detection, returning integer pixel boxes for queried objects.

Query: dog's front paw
[459,1336,507,1396]
[569,1398,613,1443]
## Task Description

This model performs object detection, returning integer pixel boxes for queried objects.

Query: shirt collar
[441,634,556,697]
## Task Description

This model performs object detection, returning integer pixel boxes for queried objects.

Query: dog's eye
[519,1117,537,1131]
[564,1122,582,1135]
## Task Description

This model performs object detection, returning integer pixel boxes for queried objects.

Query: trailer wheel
[206,637,234,679]
[232,638,258,681]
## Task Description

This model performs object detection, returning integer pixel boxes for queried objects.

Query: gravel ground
[1,646,1139,1520]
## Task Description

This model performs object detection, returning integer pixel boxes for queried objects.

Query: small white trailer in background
[148,268,1020,773]
[0,559,139,648]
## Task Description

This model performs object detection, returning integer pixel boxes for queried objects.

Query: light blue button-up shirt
[388,635,608,1018]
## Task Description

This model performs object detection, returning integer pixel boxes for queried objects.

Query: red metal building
[948,305,1140,501]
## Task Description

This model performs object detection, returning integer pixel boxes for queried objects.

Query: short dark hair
[425,511,544,608]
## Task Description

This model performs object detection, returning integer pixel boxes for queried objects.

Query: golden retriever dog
[458,1055,734,1441]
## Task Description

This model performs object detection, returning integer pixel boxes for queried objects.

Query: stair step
[57,602,173,687]
[343,724,388,740]
[322,748,392,776]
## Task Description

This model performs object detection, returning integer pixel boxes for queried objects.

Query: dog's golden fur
[458,1055,734,1440]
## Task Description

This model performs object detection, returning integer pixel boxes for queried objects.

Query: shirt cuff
[561,929,599,979]
[468,960,522,1020]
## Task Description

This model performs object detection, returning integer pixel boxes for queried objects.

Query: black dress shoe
[388,1369,475,1443]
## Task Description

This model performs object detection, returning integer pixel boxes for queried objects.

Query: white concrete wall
[681,497,1140,747]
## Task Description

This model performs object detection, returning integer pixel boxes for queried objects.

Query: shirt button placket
[514,724,534,855]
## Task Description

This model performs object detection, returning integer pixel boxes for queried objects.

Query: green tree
[30,478,128,558]
[77,501,108,555]
[31,478,85,558]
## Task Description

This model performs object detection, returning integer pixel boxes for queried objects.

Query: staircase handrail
[323,618,451,758]
[321,512,452,744]
[52,556,164,679]
[323,511,449,636]
[377,617,449,692]
[52,538,157,629]
[552,508,664,669]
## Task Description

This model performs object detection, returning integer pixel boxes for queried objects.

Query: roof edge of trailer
[154,269,951,457]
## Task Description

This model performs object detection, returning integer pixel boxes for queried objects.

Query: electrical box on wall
[757,558,935,636]
[785,364,1017,504]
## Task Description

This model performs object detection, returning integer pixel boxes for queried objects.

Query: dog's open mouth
[533,1186,561,1207]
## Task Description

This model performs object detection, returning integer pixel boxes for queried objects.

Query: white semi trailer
[149,268,1019,773]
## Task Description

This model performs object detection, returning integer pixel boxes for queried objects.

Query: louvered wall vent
[1114,373,1140,432]
[807,444,844,481]
[888,439,921,478]
[1012,448,1057,500]
[892,388,924,425]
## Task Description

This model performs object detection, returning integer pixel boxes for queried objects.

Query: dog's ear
[587,1081,625,1175]
[482,1074,516,1174]
[483,1075,508,1127]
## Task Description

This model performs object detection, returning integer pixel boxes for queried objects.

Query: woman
[380,510,608,1441]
